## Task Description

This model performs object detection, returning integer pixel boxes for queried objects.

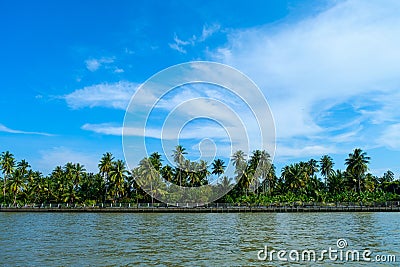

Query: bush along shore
[1,147,399,210]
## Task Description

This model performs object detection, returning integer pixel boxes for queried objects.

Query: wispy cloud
[82,122,229,140]
[169,24,220,53]
[211,0,400,159]
[199,24,221,41]
[0,123,53,136]
[169,42,187,54]
[36,146,99,174]
[114,68,124,73]
[85,57,114,72]
[64,81,141,110]
[83,80,273,165]
[276,145,338,161]
[378,123,400,150]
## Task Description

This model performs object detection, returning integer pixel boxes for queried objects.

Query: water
[0,212,399,266]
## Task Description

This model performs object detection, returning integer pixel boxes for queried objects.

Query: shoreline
[1,206,400,213]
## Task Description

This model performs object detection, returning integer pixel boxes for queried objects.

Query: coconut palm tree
[27,171,43,203]
[211,159,225,177]
[17,160,30,175]
[327,169,344,195]
[50,166,65,202]
[255,150,272,194]
[198,160,210,185]
[219,176,233,192]
[1,151,15,203]
[138,157,159,205]
[172,145,187,186]
[379,170,394,184]
[9,169,26,205]
[261,164,277,195]
[282,163,308,195]
[109,160,128,202]
[231,150,246,171]
[99,152,114,201]
[307,159,319,178]
[320,155,334,187]
[161,165,174,183]
[345,148,370,193]
[73,163,86,190]
[246,151,261,192]
[237,165,252,195]
[149,152,163,171]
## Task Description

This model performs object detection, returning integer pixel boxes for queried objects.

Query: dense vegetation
[1,147,399,206]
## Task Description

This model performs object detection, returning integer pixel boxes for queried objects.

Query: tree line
[1,147,399,206]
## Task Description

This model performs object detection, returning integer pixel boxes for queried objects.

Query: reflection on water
[0,212,399,266]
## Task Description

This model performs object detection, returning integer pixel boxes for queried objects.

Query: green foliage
[0,147,399,205]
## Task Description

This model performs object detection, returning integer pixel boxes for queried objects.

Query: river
[0,212,399,266]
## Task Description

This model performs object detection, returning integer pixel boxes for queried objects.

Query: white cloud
[378,123,400,150]
[36,146,99,174]
[211,0,400,157]
[81,122,229,141]
[199,24,221,41]
[83,81,272,166]
[114,68,124,73]
[275,144,338,161]
[169,42,187,54]
[85,57,114,72]
[64,81,141,110]
[169,24,221,53]
[0,123,53,136]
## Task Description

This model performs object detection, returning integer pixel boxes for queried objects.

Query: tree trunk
[3,176,6,203]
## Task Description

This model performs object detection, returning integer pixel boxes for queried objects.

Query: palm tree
[364,173,378,192]
[109,160,128,202]
[261,164,276,195]
[63,163,78,204]
[320,155,334,187]
[198,160,210,185]
[27,171,43,203]
[127,167,141,201]
[138,158,159,205]
[327,169,344,195]
[73,163,86,191]
[172,145,187,186]
[99,152,114,201]
[172,145,187,165]
[237,166,252,195]
[249,150,262,167]
[50,166,65,202]
[9,160,31,205]
[161,165,174,183]
[255,150,272,194]
[1,151,15,203]
[62,183,79,204]
[231,150,247,187]
[218,176,233,195]
[307,159,319,178]
[17,160,30,175]
[231,150,246,170]
[9,169,26,205]
[379,170,394,184]
[149,152,163,171]
[345,148,370,193]
[281,163,308,195]
[211,159,225,177]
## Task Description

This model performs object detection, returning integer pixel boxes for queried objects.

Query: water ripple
[0,212,399,266]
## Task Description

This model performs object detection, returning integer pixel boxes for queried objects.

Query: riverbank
[1,205,400,213]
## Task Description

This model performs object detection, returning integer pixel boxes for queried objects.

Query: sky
[1,0,400,177]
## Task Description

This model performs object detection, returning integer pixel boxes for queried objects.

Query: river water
[0,212,399,266]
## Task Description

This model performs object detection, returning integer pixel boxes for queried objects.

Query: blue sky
[1,0,400,177]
